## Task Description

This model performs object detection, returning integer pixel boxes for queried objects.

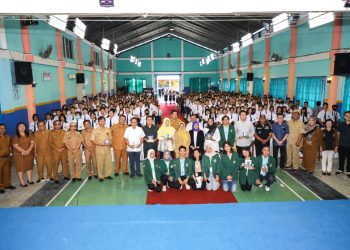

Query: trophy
[103,139,110,145]
[147,135,154,143]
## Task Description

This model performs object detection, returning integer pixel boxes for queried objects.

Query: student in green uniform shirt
[220,141,240,192]
[238,147,258,191]
[203,141,221,191]
[219,116,236,152]
[172,146,193,190]
[255,146,276,192]
[143,149,164,192]
[188,148,206,191]
[159,150,176,190]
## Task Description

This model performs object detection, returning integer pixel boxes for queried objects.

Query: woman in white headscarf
[202,141,221,191]
[143,149,163,192]
[157,118,176,159]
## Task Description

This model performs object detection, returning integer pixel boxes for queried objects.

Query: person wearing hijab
[188,148,207,191]
[302,116,322,174]
[202,141,221,191]
[174,122,191,158]
[238,147,258,192]
[203,118,221,153]
[157,117,176,159]
[159,150,176,190]
[189,121,205,157]
[220,141,240,192]
[143,149,163,192]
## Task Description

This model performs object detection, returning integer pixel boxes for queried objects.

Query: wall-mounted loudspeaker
[334,53,350,76]
[76,73,85,84]
[247,72,254,81]
[14,61,33,85]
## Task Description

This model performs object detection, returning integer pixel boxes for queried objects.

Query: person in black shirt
[320,119,339,175]
[336,111,350,177]
[254,115,273,156]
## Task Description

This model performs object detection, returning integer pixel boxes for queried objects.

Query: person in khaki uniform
[0,124,16,194]
[81,120,98,180]
[169,110,182,130]
[64,122,83,182]
[34,121,53,183]
[111,115,129,176]
[287,110,305,171]
[49,120,69,181]
[91,116,113,182]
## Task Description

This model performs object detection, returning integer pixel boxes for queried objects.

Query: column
[227,52,231,91]
[263,35,271,95]
[100,48,105,94]
[90,45,96,96]
[56,30,66,106]
[247,44,253,94]
[287,25,298,99]
[220,56,224,92]
[236,51,241,92]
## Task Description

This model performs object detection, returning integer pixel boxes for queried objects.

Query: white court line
[64,177,89,206]
[45,165,86,207]
[275,175,305,202]
[282,170,323,200]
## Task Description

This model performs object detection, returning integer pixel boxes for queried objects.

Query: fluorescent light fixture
[309,12,335,29]
[272,13,290,32]
[73,18,86,39]
[232,42,240,52]
[48,15,68,31]
[101,38,110,50]
[241,33,253,47]
[113,43,118,54]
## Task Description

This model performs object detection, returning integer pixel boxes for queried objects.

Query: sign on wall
[42,72,52,81]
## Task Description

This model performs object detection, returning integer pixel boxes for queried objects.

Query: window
[109,59,113,70]
[62,37,74,59]
[94,51,100,66]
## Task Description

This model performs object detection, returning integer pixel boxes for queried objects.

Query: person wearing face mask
[143,149,163,192]
[74,111,84,132]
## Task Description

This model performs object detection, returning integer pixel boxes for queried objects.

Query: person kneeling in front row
[172,146,193,190]
[238,148,257,192]
[188,148,206,191]
[220,141,240,192]
[143,149,163,192]
[203,142,221,191]
[256,146,276,192]
[159,150,176,191]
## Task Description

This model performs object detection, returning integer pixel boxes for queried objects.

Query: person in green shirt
[172,146,193,190]
[220,141,240,192]
[255,146,277,192]
[188,148,206,191]
[218,116,236,152]
[143,149,163,192]
[238,147,258,192]
[159,150,176,191]
[203,142,221,191]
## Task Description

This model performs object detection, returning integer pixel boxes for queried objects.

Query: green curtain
[341,77,350,119]
[295,77,325,108]
[240,78,247,93]
[230,79,236,92]
[223,79,230,91]
[253,78,264,97]
[269,77,288,100]
[190,78,210,93]
[125,79,144,94]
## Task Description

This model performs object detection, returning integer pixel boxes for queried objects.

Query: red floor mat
[146,187,238,205]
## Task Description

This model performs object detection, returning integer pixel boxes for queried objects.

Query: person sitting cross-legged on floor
[220,141,240,192]
[255,146,276,192]
[143,149,163,192]
[238,147,258,192]
[172,146,193,190]
[159,150,176,191]
[188,148,207,191]
[202,141,221,191]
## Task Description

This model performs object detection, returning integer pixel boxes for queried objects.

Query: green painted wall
[4,17,23,53]
[153,37,181,58]
[32,64,60,103]
[270,30,290,60]
[253,39,265,63]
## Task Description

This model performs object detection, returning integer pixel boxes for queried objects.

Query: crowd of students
[0,90,349,195]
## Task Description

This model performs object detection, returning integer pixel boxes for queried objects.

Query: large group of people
[0,90,349,196]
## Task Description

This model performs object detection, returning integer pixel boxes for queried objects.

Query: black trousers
[338,145,350,172]
[240,180,252,191]
[174,175,187,189]
[258,173,275,187]
[188,176,206,191]
[160,174,175,188]
[255,141,270,157]
[147,183,162,192]
[273,145,287,168]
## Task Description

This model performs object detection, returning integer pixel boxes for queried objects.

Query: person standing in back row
[286,110,304,171]
[0,124,16,193]
[81,120,98,180]
[336,111,350,177]
[111,115,129,176]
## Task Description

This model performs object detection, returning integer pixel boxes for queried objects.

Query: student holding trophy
[238,147,257,191]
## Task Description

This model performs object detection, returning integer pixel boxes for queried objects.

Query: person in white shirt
[124,117,145,177]
[234,110,255,157]
[331,105,341,125]
[59,114,69,131]
[303,101,313,117]
[317,103,332,127]
[266,106,277,124]
[105,110,119,128]
[44,113,54,130]
[29,114,40,133]
[203,118,221,153]
[81,108,91,121]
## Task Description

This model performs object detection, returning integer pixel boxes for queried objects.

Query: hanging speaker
[247,72,254,81]
[14,61,33,85]
[334,53,350,76]
[76,73,85,84]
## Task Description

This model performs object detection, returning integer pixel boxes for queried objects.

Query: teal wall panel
[183,41,211,58]
[81,41,91,65]
[269,64,289,78]
[295,60,330,77]
[4,18,23,53]
[223,54,229,69]
[341,13,350,49]
[253,39,265,63]
[117,59,152,72]
[240,46,249,67]
[32,64,60,103]
[117,74,152,88]
[154,60,181,72]
[118,43,151,58]
[184,73,219,88]
[184,59,218,72]
[83,70,92,95]
[270,30,290,60]
[64,68,77,98]
[153,37,181,58]
[231,52,237,67]
[95,72,102,93]
[252,67,265,78]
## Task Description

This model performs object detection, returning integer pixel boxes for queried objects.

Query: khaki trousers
[85,149,97,176]
[0,157,11,189]
[36,154,53,179]
[52,150,68,180]
[113,149,128,173]
[68,150,83,179]
[96,153,112,179]
[287,143,300,169]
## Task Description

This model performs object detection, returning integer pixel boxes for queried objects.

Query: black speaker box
[14,61,33,84]
[334,53,350,76]
[76,73,85,84]
[247,72,254,81]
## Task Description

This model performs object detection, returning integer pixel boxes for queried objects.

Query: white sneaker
[265,186,270,192]
[258,184,263,188]
[162,185,167,192]
[185,184,191,190]
[148,189,153,192]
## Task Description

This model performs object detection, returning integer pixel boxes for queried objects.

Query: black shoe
[347,174,350,178]
[94,175,98,179]
[99,179,104,182]
[327,172,332,176]
[322,171,327,175]
[77,178,82,181]
[64,177,71,180]
[20,184,28,187]
[136,174,143,177]
[0,190,5,194]
[5,185,16,190]
[28,181,34,185]
[335,170,343,175]
[123,172,130,175]
[88,176,92,180]
[36,178,44,183]
[54,180,60,184]
[114,173,119,177]
[105,176,113,180]
[130,174,135,178]
[72,178,76,182]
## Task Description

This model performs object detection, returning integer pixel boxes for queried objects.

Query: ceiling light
[73,18,86,39]
[113,43,118,54]
[272,13,290,32]
[309,12,335,29]
[232,42,240,52]
[241,33,253,47]
[169,27,174,31]
[101,38,110,50]
[48,15,68,31]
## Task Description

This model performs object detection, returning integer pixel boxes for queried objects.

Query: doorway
[156,75,180,101]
